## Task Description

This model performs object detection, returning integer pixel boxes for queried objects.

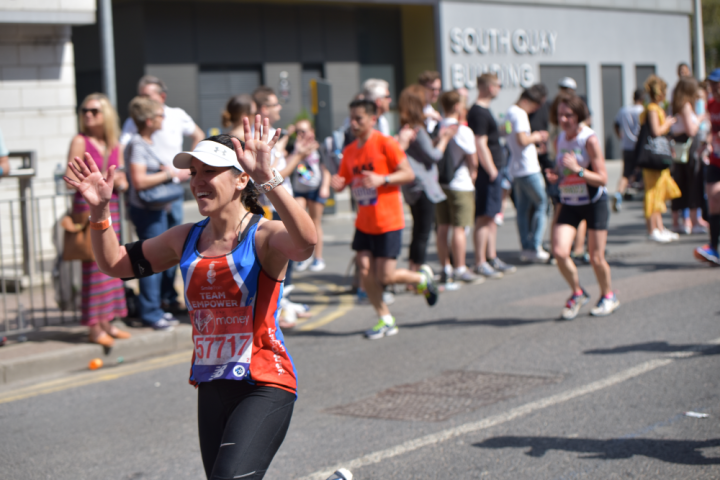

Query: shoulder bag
[133,139,185,208]
[60,211,95,261]
[634,114,673,171]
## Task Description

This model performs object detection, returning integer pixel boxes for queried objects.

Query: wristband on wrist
[89,216,112,231]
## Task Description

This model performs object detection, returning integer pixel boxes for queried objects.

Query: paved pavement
[1,161,719,479]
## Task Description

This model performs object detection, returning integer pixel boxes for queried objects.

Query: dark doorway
[601,65,623,159]
[636,65,656,90]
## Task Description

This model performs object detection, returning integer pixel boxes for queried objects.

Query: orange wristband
[89,216,112,231]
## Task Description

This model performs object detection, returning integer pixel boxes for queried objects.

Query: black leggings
[409,192,435,265]
[198,380,295,480]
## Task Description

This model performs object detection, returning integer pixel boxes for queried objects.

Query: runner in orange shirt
[332,99,439,339]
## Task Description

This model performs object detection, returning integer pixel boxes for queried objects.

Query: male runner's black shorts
[706,163,720,184]
[556,194,609,231]
[352,229,402,259]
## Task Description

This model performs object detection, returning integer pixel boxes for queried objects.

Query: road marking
[0,351,192,405]
[298,294,354,331]
[298,357,675,480]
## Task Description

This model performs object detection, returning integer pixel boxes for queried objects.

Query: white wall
[0,24,77,200]
[440,1,692,151]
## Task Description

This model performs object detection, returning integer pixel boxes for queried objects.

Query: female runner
[546,93,619,320]
[64,116,349,479]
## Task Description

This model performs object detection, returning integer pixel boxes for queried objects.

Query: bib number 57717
[194,333,252,365]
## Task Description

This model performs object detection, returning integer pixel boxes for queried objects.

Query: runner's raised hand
[64,152,116,209]
[231,114,281,184]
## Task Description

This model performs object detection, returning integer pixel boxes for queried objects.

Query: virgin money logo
[194,309,215,334]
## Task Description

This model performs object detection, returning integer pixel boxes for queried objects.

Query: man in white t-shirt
[419,71,443,134]
[507,87,550,262]
[120,75,204,312]
[362,78,392,136]
[435,90,479,285]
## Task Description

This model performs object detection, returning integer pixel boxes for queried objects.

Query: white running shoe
[325,468,353,480]
[309,258,326,272]
[590,293,620,317]
[521,247,550,263]
[365,318,398,340]
[648,229,671,243]
[294,258,313,272]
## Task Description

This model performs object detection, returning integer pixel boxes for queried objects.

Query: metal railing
[0,152,129,336]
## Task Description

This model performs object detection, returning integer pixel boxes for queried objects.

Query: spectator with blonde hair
[65,93,130,346]
[640,75,681,243]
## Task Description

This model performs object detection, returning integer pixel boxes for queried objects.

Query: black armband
[122,240,154,280]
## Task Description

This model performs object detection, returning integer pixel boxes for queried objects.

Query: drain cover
[326,371,560,422]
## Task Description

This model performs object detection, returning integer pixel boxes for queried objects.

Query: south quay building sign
[449,27,558,90]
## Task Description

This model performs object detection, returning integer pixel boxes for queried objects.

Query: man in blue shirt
[612,89,645,212]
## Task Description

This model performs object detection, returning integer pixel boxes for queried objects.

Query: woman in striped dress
[65,93,130,347]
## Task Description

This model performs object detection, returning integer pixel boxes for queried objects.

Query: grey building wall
[439,1,692,156]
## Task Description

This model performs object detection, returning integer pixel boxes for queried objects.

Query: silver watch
[255,168,284,193]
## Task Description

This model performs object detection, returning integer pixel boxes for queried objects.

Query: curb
[0,325,193,385]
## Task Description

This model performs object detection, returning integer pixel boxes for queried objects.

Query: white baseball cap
[558,77,577,90]
[173,140,243,170]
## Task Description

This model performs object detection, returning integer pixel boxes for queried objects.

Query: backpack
[437,142,463,185]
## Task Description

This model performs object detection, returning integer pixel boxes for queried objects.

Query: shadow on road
[584,341,720,357]
[473,436,720,465]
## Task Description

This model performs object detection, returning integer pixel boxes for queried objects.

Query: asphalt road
[1,164,719,480]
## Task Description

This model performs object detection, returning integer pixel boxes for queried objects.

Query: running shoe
[671,224,691,235]
[611,192,622,212]
[474,262,503,279]
[490,257,517,274]
[560,289,590,320]
[520,247,551,263]
[325,468,353,480]
[455,267,484,283]
[694,245,720,266]
[365,318,398,340]
[418,264,439,306]
[570,251,590,265]
[648,229,671,243]
[294,258,313,272]
[691,225,708,235]
[383,291,395,305]
[356,289,370,305]
[590,293,620,317]
[494,212,504,226]
[162,312,180,326]
[309,258,326,272]
[152,317,176,330]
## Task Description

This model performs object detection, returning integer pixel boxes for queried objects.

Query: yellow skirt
[643,168,681,218]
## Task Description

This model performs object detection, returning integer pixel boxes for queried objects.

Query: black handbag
[634,113,673,171]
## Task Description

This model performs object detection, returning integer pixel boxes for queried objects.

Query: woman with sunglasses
[65,93,130,347]
[547,92,618,320]
[63,116,357,480]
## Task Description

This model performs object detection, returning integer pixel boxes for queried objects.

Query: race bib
[192,305,254,382]
[352,179,378,206]
[559,174,590,206]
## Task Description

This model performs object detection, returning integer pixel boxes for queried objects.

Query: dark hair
[678,62,690,76]
[252,86,276,108]
[349,98,377,115]
[222,94,254,128]
[440,89,462,114]
[519,87,544,105]
[531,83,548,99]
[418,70,441,86]
[398,85,427,127]
[203,134,265,216]
[549,92,589,126]
[633,88,645,102]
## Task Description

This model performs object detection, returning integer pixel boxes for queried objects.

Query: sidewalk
[0,161,625,387]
